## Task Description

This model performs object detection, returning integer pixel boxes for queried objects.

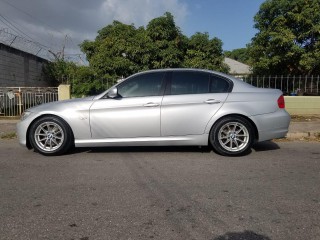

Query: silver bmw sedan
[17,68,291,156]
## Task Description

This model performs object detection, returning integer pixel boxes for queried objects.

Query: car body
[17,68,290,156]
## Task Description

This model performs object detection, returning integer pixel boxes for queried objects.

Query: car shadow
[68,145,213,155]
[213,230,271,240]
[252,140,280,152]
[66,141,280,155]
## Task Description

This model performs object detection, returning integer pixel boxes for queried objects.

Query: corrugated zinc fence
[0,87,58,117]
[240,75,320,95]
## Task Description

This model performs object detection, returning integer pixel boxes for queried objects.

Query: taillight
[277,95,285,109]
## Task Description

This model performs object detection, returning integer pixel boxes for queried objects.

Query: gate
[0,87,58,117]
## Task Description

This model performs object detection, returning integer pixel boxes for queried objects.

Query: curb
[287,132,320,139]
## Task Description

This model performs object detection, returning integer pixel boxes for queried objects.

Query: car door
[89,71,166,139]
[161,70,231,136]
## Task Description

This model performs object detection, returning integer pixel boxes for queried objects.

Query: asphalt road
[0,140,319,240]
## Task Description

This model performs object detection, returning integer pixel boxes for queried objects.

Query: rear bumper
[250,110,291,142]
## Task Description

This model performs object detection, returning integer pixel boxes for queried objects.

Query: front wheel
[29,116,73,156]
[210,116,254,156]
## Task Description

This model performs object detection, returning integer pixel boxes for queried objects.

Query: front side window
[170,71,210,95]
[118,72,165,98]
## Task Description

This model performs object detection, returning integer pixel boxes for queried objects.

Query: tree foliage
[146,12,186,68]
[224,48,250,64]
[183,32,229,72]
[249,0,320,75]
[48,12,228,96]
[80,12,228,89]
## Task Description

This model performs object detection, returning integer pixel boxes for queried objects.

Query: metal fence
[239,75,320,95]
[0,87,58,117]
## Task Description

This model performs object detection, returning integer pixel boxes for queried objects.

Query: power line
[0,12,44,46]
[0,0,62,34]
[0,0,80,55]
[0,29,86,64]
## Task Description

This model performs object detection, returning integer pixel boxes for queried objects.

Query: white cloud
[100,0,188,27]
[0,0,189,61]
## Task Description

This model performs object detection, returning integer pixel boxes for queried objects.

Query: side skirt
[75,134,209,147]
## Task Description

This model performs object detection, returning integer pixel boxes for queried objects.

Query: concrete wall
[0,43,53,87]
[285,96,320,115]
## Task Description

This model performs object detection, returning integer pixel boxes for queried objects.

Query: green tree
[71,66,104,97]
[79,12,228,93]
[81,21,153,83]
[249,0,320,75]
[184,32,229,72]
[44,59,77,84]
[224,48,250,64]
[146,12,186,68]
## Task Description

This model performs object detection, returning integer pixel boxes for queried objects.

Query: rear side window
[210,74,231,93]
[170,71,210,95]
[118,72,165,98]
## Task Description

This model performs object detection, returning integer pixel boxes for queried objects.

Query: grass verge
[0,132,17,139]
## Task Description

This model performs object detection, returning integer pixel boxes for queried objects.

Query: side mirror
[107,87,118,98]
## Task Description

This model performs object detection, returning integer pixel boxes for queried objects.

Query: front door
[90,72,166,139]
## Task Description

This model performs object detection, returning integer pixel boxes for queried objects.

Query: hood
[26,96,95,113]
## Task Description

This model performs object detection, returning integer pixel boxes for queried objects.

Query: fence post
[299,75,301,90]
[18,87,22,116]
[317,75,319,95]
[305,75,307,92]
[58,85,71,101]
[292,75,295,94]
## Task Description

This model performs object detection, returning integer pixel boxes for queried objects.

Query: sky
[0,0,265,62]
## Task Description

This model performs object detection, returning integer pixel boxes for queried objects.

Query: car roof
[134,68,256,91]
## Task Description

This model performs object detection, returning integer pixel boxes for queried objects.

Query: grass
[0,132,17,139]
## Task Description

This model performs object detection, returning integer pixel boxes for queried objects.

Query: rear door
[161,70,231,136]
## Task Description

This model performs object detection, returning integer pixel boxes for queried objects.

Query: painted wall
[0,43,54,87]
[285,96,320,115]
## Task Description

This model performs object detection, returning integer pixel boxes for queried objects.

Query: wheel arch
[208,114,259,143]
[26,114,75,149]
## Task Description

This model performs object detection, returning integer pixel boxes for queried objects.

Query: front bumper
[16,113,37,147]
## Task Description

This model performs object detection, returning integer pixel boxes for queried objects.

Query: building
[224,57,252,77]
[0,43,54,87]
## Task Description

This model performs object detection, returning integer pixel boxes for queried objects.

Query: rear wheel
[29,116,73,156]
[210,116,254,156]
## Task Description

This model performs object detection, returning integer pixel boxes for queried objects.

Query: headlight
[21,111,32,121]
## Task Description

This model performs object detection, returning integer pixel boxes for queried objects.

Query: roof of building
[224,57,251,75]
[0,42,48,62]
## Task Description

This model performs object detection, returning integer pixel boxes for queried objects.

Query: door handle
[143,102,159,107]
[204,99,221,104]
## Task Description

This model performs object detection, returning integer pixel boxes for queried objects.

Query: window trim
[209,73,234,93]
[116,71,168,98]
[165,70,233,96]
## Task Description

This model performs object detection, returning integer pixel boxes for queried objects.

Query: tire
[210,116,254,156]
[29,116,74,156]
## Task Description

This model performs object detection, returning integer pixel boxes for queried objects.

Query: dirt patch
[290,115,320,122]
[0,120,18,137]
